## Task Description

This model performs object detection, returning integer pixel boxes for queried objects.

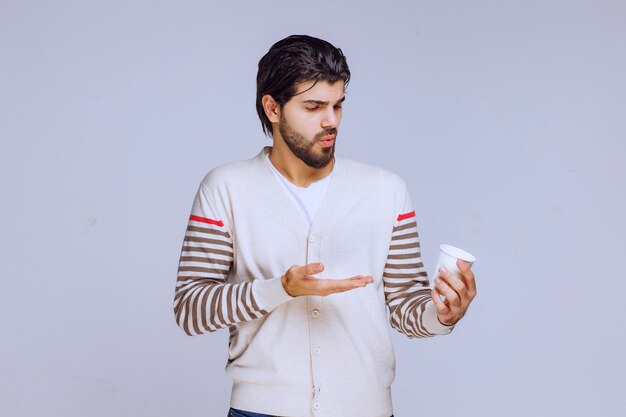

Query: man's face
[278,79,345,169]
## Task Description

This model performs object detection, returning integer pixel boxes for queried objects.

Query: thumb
[303,262,324,276]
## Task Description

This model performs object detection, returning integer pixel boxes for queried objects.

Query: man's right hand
[280,262,373,297]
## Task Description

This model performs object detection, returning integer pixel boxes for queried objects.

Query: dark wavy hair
[256,34,351,138]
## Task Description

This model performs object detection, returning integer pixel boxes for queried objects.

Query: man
[174,34,476,417]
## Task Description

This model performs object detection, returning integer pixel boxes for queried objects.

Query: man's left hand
[432,259,477,326]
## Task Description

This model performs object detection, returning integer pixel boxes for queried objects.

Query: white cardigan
[174,146,452,417]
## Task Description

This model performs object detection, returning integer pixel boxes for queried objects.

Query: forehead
[292,79,345,101]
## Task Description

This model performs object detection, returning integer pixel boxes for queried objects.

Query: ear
[262,94,281,124]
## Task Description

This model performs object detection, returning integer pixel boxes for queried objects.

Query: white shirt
[266,152,334,227]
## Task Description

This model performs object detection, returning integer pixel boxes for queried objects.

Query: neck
[268,140,334,188]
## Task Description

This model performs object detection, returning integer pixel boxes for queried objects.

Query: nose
[321,107,339,129]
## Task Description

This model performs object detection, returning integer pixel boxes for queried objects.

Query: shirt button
[312,309,320,318]
[308,236,315,243]
[314,347,321,355]
[313,402,320,410]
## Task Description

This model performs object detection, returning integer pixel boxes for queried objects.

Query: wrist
[437,314,458,327]
[281,274,295,297]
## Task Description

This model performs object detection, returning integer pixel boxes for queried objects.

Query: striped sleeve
[384,188,454,338]
[173,184,273,336]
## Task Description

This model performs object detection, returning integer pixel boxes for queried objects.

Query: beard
[278,111,336,169]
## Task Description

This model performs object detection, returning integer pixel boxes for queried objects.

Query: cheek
[289,112,316,133]
[300,119,322,138]
[296,123,318,140]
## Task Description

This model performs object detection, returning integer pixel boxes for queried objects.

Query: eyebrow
[301,96,346,106]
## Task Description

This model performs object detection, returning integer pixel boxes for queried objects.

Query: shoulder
[192,156,256,225]
[198,156,254,193]
[339,155,407,193]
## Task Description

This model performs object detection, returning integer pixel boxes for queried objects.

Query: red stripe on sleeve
[189,214,224,227]
[397,211,416,221]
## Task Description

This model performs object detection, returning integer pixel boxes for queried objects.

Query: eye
[306,107,319,111]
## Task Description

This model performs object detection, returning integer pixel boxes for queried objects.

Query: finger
[314,276,372,295]
[437,267,469,302]
[323,275,374,285]
[456,260,477,297]
[431,287,450,314]
[346,275,373,284]
[303,262,324,276]
[433,274,461,308]
[335,276,373,289]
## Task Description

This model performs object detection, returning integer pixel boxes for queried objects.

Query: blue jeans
[228,408,394,417]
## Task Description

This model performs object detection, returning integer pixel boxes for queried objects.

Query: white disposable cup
[431,244,476,288]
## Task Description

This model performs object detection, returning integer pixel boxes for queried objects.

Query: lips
[320,136,335,147]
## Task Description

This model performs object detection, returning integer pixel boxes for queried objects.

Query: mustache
[315,128,337,139]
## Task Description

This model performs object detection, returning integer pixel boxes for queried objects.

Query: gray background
[1,1,625,416]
